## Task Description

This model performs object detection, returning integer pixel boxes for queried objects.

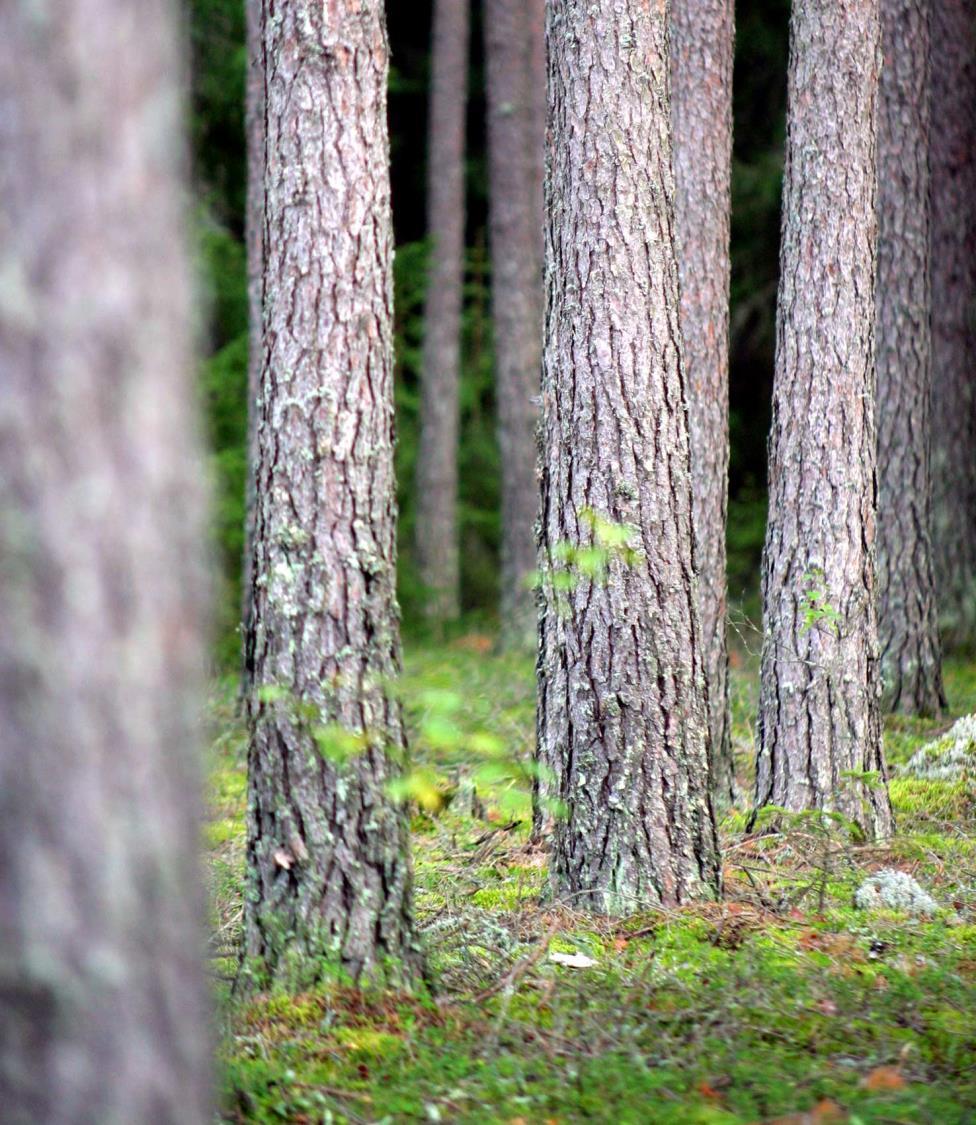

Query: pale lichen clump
[902,714,976,780]
[854,869,937,916]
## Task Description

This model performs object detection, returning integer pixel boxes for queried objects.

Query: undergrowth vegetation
[208,641,976,1123]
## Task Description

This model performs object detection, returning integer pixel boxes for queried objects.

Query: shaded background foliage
[189,0,787,662]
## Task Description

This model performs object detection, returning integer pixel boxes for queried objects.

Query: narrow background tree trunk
[537,0,720,913]
[416,0,469,623]
[241,0,264,694]
[245,0,419,986]
[929,0,976,646]
[875,0,945,715]
[670,0,735,806]
[485,0,544,649]
[0,1,211,1117]
[756,0,892,839]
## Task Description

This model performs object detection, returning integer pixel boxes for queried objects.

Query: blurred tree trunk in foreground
[875,0,945,715]
[756,0,893,838]
[416,0,469,623]
[670,0,736,806]
[929,0,976,646]
[536,0,720,912]
[485,0,545,649]
[244,0,419,986]
[0,0,211,1118]
[241,0,264,695]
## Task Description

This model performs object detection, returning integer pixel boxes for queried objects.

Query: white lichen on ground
[902,714,976,780]
[854,869,937,915]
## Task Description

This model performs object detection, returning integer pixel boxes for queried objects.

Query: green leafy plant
[800,565,842,636]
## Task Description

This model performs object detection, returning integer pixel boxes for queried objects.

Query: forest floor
[209,631,976,1124]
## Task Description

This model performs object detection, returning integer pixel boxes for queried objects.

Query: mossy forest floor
[209,633,976,1123]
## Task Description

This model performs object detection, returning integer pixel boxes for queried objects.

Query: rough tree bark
[0,1,211,1119]
[244,0,419,986]
[670,0,735,805]
[241,0,264,695]
[929,0,976,645]
[415,0,469,622]
[536,0,720,913]
[756,0,893,838]
[875,0,945,715]
[485,0,545,648]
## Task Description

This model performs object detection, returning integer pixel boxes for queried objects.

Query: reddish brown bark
[485,0,545,648]
[415,0,469,622]
[670,0,735,804]
[929,0,976,645]
[756,0,892,838]
[875,0,945,715]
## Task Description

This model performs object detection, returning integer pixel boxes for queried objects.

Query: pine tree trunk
[416,0,469,622]
[756,0,893,839]
[485,0,544,649]
[929,0,976,646]
[875,0,945,715]
[670,0,735,806]
[241,0,264,695]
[0,2,211,1119]
[536,0,720,913]
[245,0,419,987]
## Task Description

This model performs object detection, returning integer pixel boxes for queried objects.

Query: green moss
[470,882,539,910]
[889,776,973,822]
[205,816,243,848]
[212,643,976,1124]
[332,1027,405,1060]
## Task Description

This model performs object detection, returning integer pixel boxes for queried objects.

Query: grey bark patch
[0,0,210,1117]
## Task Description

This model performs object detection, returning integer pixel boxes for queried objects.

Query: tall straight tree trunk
[537,0,720,913]
[244,0,419,986]
[485,0,545,648]
[929,0,976,646]
[0,1,210,1119]
[875,0,945,715]
[670,0,735,806]
[756,0,893,838]
[415,0,469,622]
[241,0,264,695]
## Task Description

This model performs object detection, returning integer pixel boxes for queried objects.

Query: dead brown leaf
[862,1065,907,1091]
[759,1097,847,1124]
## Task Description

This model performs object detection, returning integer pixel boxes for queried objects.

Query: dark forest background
[190,0,788,661]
